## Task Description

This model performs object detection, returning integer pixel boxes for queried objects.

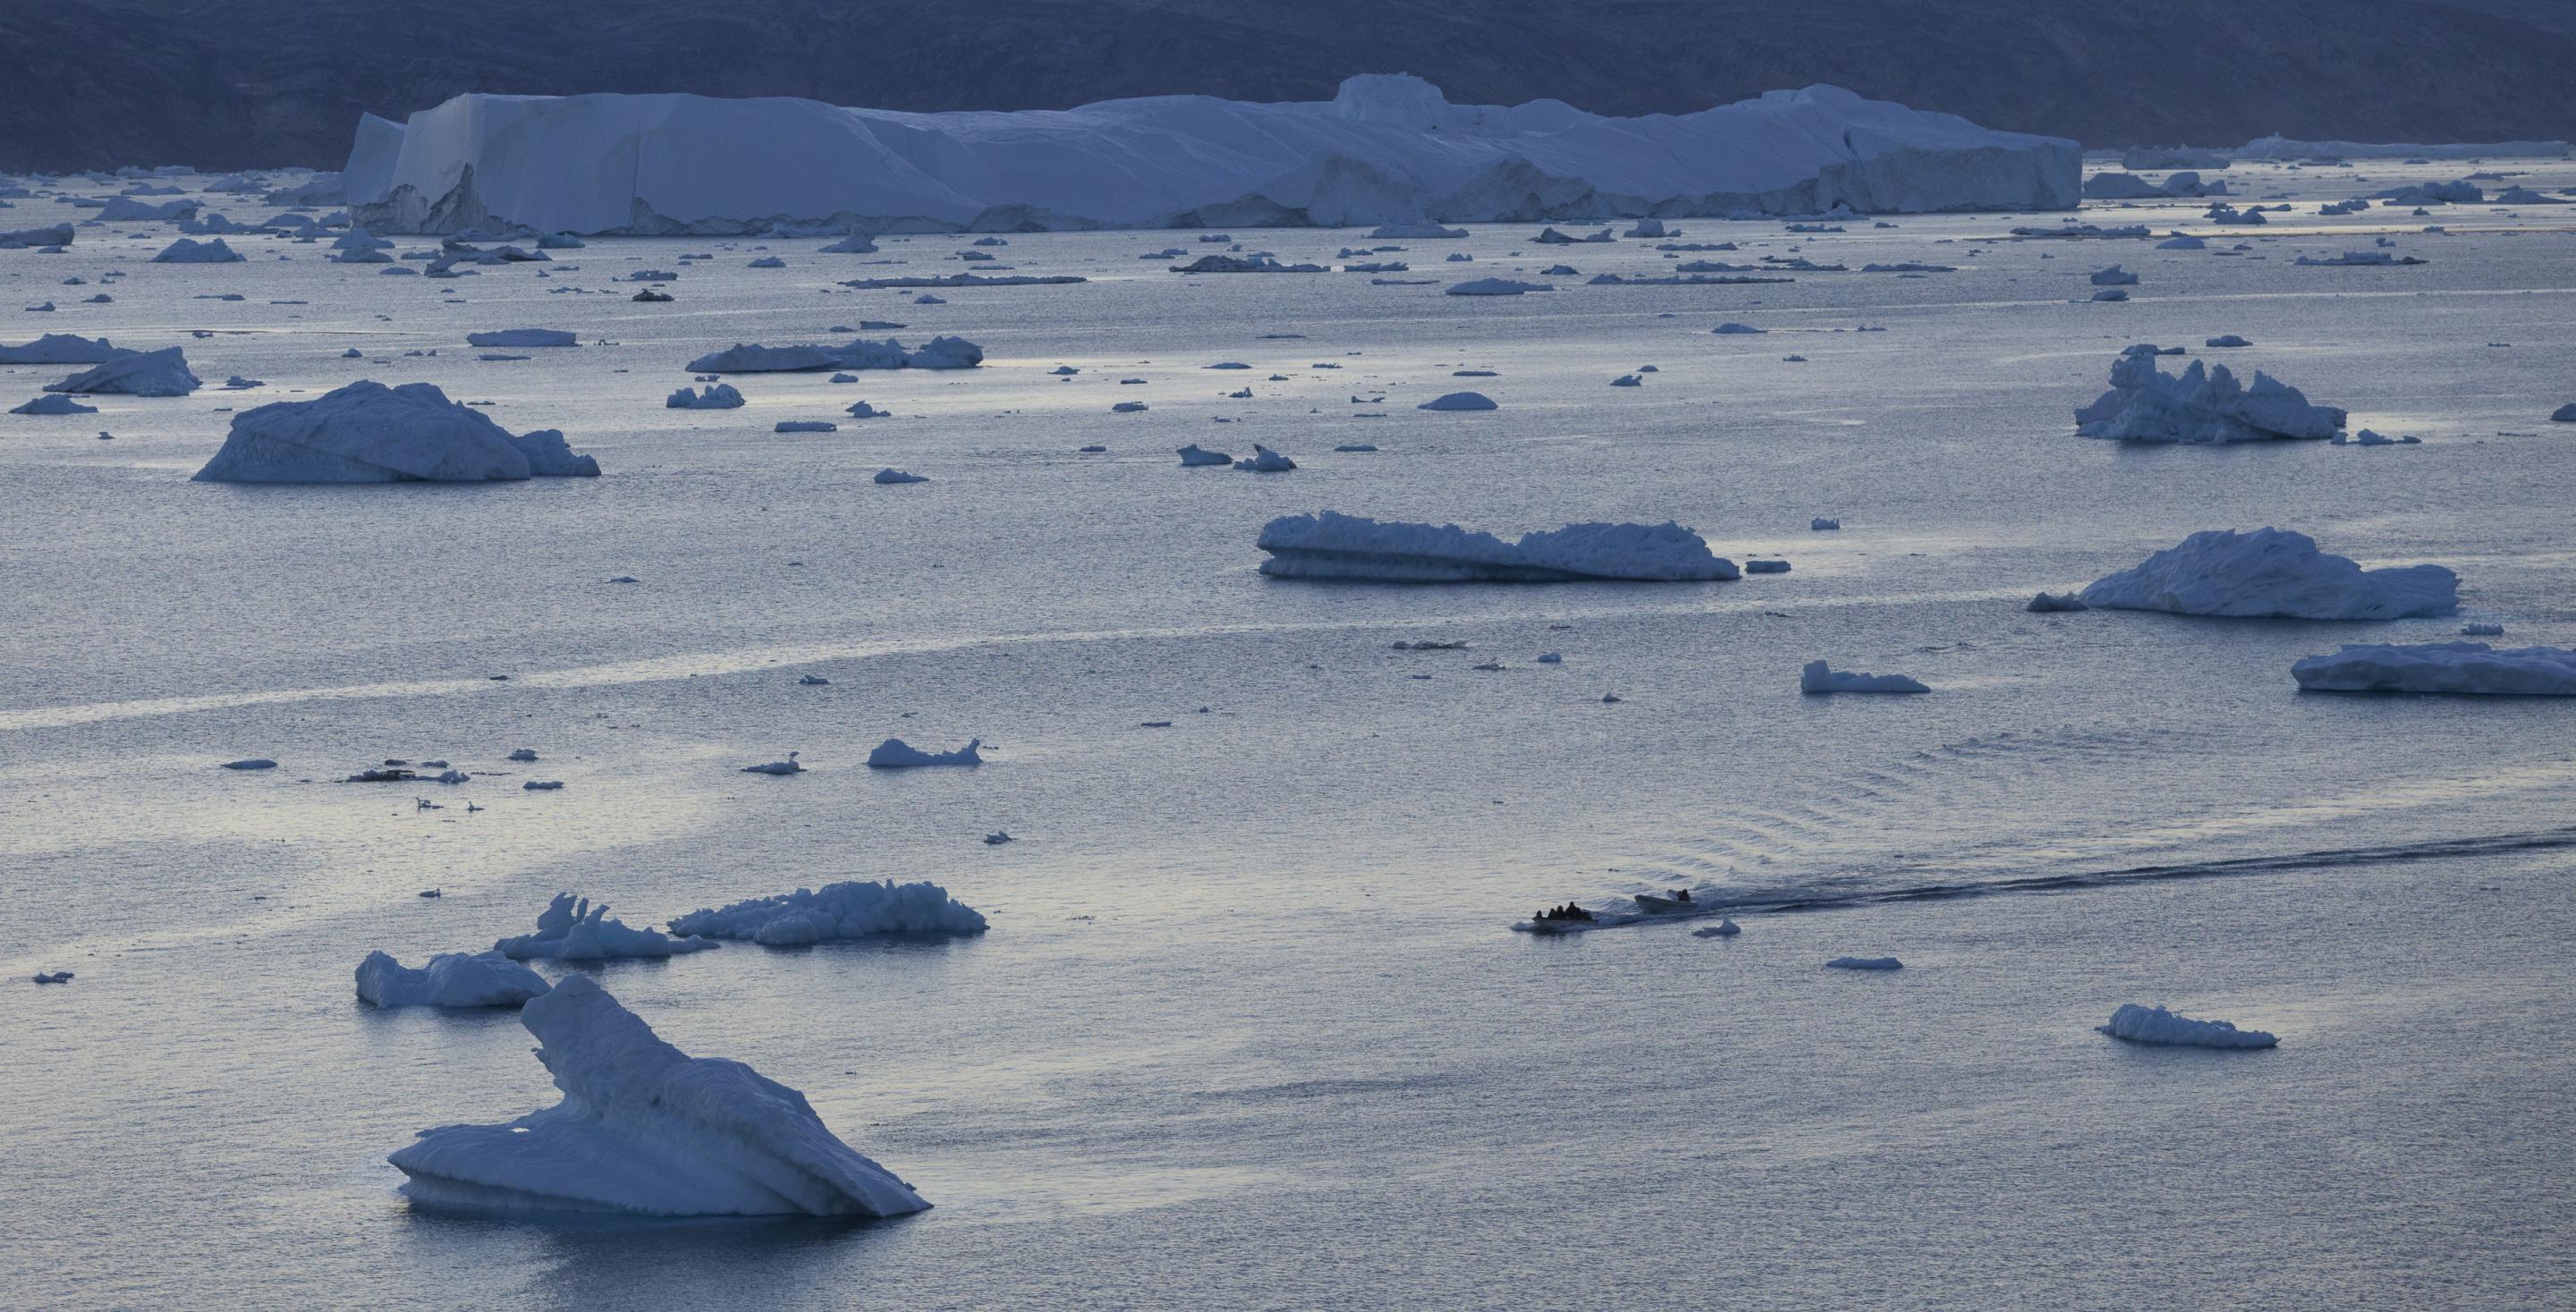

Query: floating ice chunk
[2080,173,2165,199]
[195,381,598,482]
[32,970,75,984]
[221,758,278,770]
[1745,559,1791,573]
[1445,277,1551,295]
[2290,642,2576,695]
[799,674,831,685]
[1172,254,1325,274]
[741,752,803,775]
[1810,518,1841,530]
[150,237,243,263]
[222,375,264,389]
[686,338,980,374]
[775,420,837,434]
[2089,288,2129,301]
[2294,251,2425,267]
[524,780,564,791]
[2089,266,2139,285]
[1826,956,1903,970]
[2155,234,2207,250]
[1418,391,1496,411]
[1368,222,1467,239]
[873,468,928,484]
[47,347,200,397]
[386,975,927,1217]
[10,394,97,415]
[866,738,982,767]
[356,950,551,1009]
[1177,444,1231,466]
[666,384,745,409]
[2028,590,2089,612]
[2204,334,2252,348]
[1257,512,1741,582]
[1535,652,1563,664]
[2460,622,2504,637]
[671,879,987,945]
[0,224,76,249]
[1711,322,1765,334]
[1610,375,1640,387]
[2100,1003,2275,1048]
[1691,920,1741,938]
[506,749,539,762]
[2081,529,2456,620]
[818,233,878,253]
[2550,403,2576,423]
[845,401,887,419]
[494,893,716,961]
[1233,444,1296,472]
[2073,345,2344,443]
[1623,218,1671,238]
[1801,661,1928,694]
[0,333,121,364]
[467,329,578,348]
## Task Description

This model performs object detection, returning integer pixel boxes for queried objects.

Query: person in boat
[1536,902,1594,922]
[1669,889,1692,903]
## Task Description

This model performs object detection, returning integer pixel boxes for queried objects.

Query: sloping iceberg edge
[344,74,2080,236]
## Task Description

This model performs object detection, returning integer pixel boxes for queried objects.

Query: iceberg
[683,337,980,373]
[0,333,121,364]
[1800,661,1928,694]
[10,394,97,415]
[494,893,717,961]
[2100,1003,2276,1049]
[668,879,987,946]
[1177,444,1232,466]
[466,329,578,348]
[667,384,746,409]
[386,975,928,1217]
[2080,528,2457,620]
[872,468,928,485]
[1233,444,1297,472]
[0,224,76,249]
[1419,391,1497,411]
[343,76,2078,235]
[356,950,551,1009]
[2027,591,2089,613]
[150,237,245,264]
[2290,642,2576,696]
[1445,277,1551,295]
[865,738,982,767]
[1256,512,1741,582]
[193,381,601,483]
[45,347,201,397]
[2073,345,2343,443]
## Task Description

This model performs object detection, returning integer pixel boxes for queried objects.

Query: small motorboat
[1633,889,1698,914]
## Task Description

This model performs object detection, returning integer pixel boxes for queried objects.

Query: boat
[1633,890,1698,914]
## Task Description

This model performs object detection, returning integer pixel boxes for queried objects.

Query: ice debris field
[6,99,2576,1309]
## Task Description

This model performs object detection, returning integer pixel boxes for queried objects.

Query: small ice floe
[221,375,264,389]
[748,256,785,268]
[800,674,832,685]
[1536,652,1563,664]
[2075,345,2344,444]
[873,468,928,484]
[2080,528,2456,620]
[1810,518,1840,530]
[1445,277,1552,296]
[741,752,804,775]
[33,970,74,985]
[432,769,469,784]
[1711,322,1765,334]
[466,329,577,349]
[1745,559,1790,573]
[1610,374,1640,387]
[1078,444,1107,453]
[983,831,1013,845]
[2099,1003,2276,1049]
[1392,639,1467,650]
[523,780,564,791]
[2552,403,2576,423]
[151,237,245,264]
[1801,661,1928,694]
[1418,391,1496,411]
[867,737,983,767]
[633,290,674,301]
[10,394,97,415]
[1335,443,1377,452]
[1260,512,1739,582]
[845,401,888,419]
[2089,266,2139,286]
[665,384,745,409]
[1825,956,1903,970]
[494,893,716,961]
[1601,692,1623,703]
[386,975,926,1217]
[1691,920,1741,938]
[1177,444,1231,466]
[356,950,551,1009]
[2461,622,2504,636]
[775,420,837,433]
[2089,288,2129,302]
[419,888,442,898]
[1233,444,1295,472]
[2334,428,2421,447]
[2290,642,2576,696]
[2206,334,2252,348]
[506,749,538,762]
[819,233,878,253]
[1111,401,1151,414]
[2295,251,2426,267]
[2028,591,2089,613]
[671,879,986,945]
[220,758,278,770]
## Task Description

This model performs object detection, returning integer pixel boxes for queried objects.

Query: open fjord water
[4,159,2573,1308]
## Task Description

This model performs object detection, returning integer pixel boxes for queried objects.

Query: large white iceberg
[193,381,601,483]
[494,893,718,961]
[2100,1003,2277,1049]
[356,950,551,1008]
[386,975,928,1216]
[2080,529,2457,620]
[2290,642,2576,696]
[1257,512,1741,582]
[343,75,2078,235]
[2074,345,2343,443]
[669,879,988,946]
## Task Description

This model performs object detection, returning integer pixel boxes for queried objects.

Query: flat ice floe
[683,338,981,373]
[2099,1003,2276,1049]
[1826,956,1903,970]
[343,75,2078,235]
[465,329,578,348]
[2080,529,2457,620]
[494,893,718,961]
[355,950,551,1008]
[1800,661,1928,694]
[1257,512,1741,582]
[386,975,928,1216]
[193,381,601,483]
[2074,345,2344,444]
[2290,642,2576,695]
[668,879,988,945]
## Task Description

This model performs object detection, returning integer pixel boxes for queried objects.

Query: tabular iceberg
[2100,1003,2276,1049]
[669,879,989,946]
[1258,512,1740,582]
[387,975,928,1217]
[2081,529,2457,621]
[193,381,601,483]
[2290,643,2576,696]
[2074,345,2344,444]
[343,75,2078,235]
[356,950,551,1008]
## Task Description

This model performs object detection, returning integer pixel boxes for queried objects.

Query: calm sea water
[4,159,2573,1309]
